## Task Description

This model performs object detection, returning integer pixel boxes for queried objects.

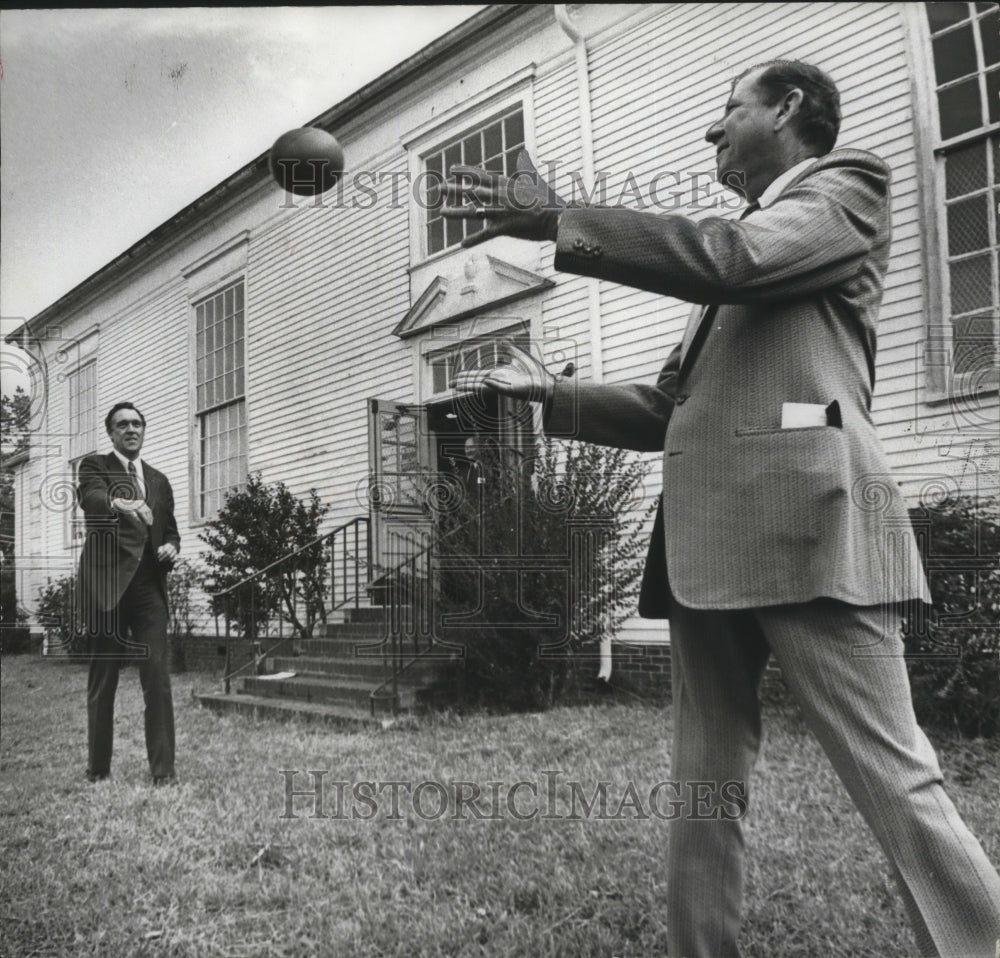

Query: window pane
[950,253,994,313]
[947,194,991,254]
[425,175,441,211]
[432,360,447,394]
[464,133,481,168]
[444,143,461,176]
[939,78,982,138]
[505,111,524,149]
[484,153,504,174]
[980,11,1000,67]
[953,312,998,373]
[932,23,978,84]
[428,218,444,255]
[483,121,503,162]
[927,2,971,33]
[987,67,1000,123]
[505,149,520,175]
[945,140,987,197]
[445,215,464,247]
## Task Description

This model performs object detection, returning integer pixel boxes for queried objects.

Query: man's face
[108,409,145,459]
[705,69,779,201]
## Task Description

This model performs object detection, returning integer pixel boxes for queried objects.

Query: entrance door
[367,399,435,583]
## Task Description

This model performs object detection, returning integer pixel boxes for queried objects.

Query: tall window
[67,362,99,542]
[195,281,247,519]
[423,107,525,256]
[67,362,99,461]
[924,1,1000,394]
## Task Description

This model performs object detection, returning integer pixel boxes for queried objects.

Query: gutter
[554,4,610,683]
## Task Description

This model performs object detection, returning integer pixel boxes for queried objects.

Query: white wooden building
[8,3,999,657]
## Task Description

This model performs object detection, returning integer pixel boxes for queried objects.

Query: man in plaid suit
[445,60,1000,957]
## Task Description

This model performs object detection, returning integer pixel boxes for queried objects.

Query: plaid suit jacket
[546,149,930,614]
[77,452,180,612]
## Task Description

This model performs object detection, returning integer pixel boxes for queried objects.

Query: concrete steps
[196,606,454,724]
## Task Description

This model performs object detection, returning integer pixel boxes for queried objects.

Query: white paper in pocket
[781,402,828,429]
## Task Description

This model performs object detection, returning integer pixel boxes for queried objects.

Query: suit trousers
[665,597,1000,958]
[86,546,175,779]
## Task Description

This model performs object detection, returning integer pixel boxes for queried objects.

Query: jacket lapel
[678,303,707,368]
[142,465,157,512]
[677,201,760,379]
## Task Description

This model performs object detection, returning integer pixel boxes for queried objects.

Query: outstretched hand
[450,340,556,404]
[442,149,569,248]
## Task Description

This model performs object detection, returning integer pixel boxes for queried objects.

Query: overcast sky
[0,6,484,391]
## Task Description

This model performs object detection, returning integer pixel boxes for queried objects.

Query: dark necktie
[127,461,142,501]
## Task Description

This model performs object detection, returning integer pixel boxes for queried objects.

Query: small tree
[199,474,330,639]
[432,438,654,710]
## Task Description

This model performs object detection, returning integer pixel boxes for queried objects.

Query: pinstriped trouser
[665,598,1000,958]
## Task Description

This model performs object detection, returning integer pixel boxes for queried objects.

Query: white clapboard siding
[245,152,413,530]
[96,280,193,530]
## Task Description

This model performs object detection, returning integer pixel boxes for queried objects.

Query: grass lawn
[1,654,997,958]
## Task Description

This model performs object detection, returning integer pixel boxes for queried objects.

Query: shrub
[199,474,330,639]
[903,495,1000,737]
[35,574,85,655]
[429,438,654,710]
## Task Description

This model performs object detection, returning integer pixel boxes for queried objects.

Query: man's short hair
[105,402,146,433]
[740,60,841,155]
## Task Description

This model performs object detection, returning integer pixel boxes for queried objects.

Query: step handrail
[209,515,370,693]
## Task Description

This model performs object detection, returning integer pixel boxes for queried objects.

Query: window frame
[422,105,527,258]
[906,1,1000,403]
[192,278,248,522]
[403,71,536,269]
[65,361,99,546]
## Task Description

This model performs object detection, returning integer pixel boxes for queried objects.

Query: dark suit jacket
[545,149,930,615]
[77,452,180,613]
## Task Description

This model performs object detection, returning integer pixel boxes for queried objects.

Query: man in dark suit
[445,61,1000,956]
[78,402,180,785]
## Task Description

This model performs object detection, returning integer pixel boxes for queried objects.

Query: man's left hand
[158,543,178,565]
[442,149,568,247]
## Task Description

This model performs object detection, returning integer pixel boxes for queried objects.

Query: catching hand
[442,149,569,248]
[450,340,555,403]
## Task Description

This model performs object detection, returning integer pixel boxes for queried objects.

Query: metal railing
[209,516,370,693]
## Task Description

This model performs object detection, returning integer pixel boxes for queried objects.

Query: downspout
[555,5,612,683]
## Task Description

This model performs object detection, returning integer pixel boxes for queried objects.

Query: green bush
[903,495,1000,737]
[431,438,654,710]
[199,474,330,639]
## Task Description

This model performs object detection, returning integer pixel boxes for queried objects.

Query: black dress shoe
[87,771,110,783]
[152,775,177,786]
